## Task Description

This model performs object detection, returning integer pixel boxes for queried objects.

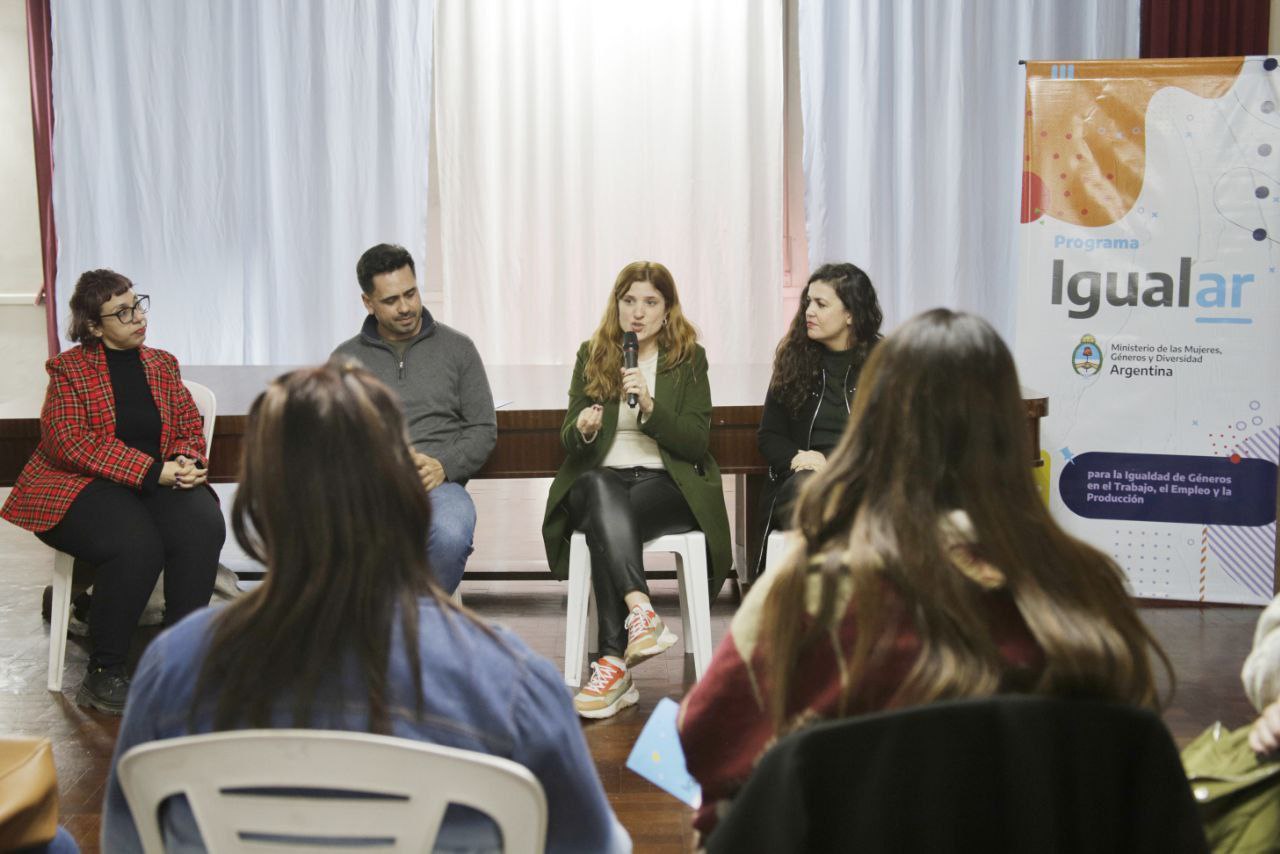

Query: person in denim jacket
[101,362,629,853]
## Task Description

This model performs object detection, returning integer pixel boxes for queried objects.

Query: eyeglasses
[99,295,150,324]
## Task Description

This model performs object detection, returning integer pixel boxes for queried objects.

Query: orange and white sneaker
[623,605,678,668]
[574,656,639,719]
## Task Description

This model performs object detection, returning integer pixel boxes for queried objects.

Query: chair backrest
[707,695,1208,854]
[181,379,217,460]
[117,729,548,854]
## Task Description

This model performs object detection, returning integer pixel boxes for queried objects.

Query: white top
[1243,594,1280,712]
[601,351,664,470]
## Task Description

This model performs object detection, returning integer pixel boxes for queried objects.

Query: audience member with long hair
[1,269,224,715]
[101,362,629,853]
[542,261,731,719]
[680,309,1171,836]
[754,262,882,575]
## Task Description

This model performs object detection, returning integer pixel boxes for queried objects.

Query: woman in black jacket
[754,263,883,577]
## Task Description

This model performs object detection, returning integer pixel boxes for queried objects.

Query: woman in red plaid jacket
[2,270,225,714]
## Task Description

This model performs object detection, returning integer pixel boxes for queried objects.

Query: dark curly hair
[768,263,884,416]
[67,269,134,345]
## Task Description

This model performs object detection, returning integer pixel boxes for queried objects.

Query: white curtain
[50,0,434,364]
[433,0,784,366]
[798,0,1140,337]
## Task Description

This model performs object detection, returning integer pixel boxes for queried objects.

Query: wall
[0,0,50,403]
[0,0,40,296]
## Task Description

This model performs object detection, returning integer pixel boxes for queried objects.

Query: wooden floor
[0,481,1267,853]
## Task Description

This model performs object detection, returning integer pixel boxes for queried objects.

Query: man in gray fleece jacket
[332,243,496,593]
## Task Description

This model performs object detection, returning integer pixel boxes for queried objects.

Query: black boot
[76,664,130,715]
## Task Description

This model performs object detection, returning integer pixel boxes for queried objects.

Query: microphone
[622,331,639,408]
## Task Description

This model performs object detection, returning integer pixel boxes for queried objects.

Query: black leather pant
[567,467,697,659]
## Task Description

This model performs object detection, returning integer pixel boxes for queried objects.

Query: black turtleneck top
[103,346,163,490]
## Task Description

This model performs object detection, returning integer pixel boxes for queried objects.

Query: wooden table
[0,365,1048,582]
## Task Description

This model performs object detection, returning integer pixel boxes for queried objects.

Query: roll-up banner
[1016,58,1278,604]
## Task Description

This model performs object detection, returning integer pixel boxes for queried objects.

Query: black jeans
[769,469,815,530]
[567,467,697,659]
[36,480,225,669]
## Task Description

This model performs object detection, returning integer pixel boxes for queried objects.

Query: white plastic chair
[563,530,714,687]
[46,380,216,691]
[182,380,217,454]
[763,529,799,575]
[116,729,548,854]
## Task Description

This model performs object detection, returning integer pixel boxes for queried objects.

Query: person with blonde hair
[102,362,628,852]
[543,261,731,719]
[679,309,1171,836]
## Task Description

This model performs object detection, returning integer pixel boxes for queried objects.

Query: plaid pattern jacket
[1,344,207,533]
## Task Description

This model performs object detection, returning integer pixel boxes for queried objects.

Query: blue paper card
[625,697,702,808]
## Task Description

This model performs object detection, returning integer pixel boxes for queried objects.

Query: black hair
[356,244,416,295]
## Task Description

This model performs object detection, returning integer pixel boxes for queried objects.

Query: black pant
[568,468,697,659]
[769,469,814,530]
[36,480,225,669]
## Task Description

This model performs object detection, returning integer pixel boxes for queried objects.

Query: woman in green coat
[543,261,731,720]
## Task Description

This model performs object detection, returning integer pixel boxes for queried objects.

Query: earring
[662,316,668,327]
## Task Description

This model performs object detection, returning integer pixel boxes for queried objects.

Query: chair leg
[587,586,599,662]
[48,551,75,692]
[684,536,714,681]
[563,537,591,688]
[673,554,693,645]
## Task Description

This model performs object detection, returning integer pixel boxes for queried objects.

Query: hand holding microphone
[622,332,639,409]
[620,331,654,416]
